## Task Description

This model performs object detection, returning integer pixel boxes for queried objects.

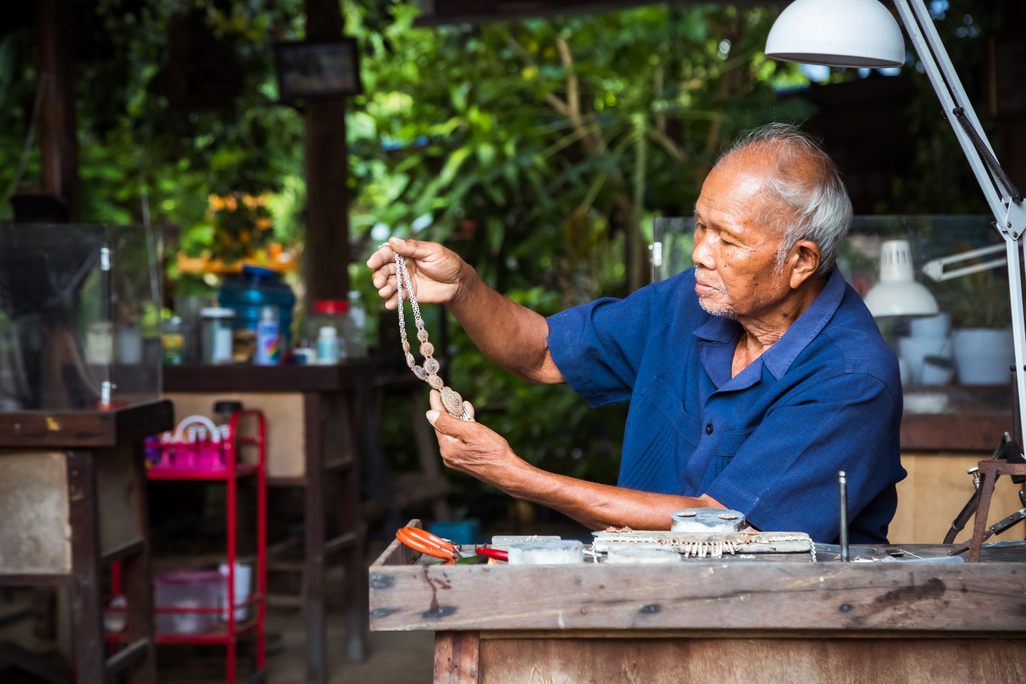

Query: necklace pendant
[440,387,464,418]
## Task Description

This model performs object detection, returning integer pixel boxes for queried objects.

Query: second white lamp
[863,240,939,317]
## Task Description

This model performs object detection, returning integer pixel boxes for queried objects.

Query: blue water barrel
[217,266,296,347]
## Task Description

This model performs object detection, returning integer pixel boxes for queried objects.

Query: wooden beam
[304,0,350,301]
[36,0,80,221]
[369,560,1026,633]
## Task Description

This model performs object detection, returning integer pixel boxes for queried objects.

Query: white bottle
[317,326,339,365]
[347,290,367,358]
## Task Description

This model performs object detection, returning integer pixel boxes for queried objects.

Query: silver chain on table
[387,246,471,421]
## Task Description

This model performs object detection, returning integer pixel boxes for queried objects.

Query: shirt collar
[692,268,847,380]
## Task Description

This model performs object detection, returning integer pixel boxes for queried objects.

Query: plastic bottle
[255,305,281,365]
[217,266,296,352]
[162,317,184,365]
[317,326,340,365]
[346,291,367,358]
[309,300,349,360]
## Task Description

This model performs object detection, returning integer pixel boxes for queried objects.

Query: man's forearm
[495,461,722,531]
[448,264,564,385]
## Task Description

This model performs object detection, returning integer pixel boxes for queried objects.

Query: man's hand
[367,238,468,310]
[426,390,527,489]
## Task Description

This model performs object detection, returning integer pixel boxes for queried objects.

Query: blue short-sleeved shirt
[546,267,906,544]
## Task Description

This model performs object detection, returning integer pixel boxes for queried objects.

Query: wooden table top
[369,521,1026,635]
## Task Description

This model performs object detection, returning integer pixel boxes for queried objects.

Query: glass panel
[650,217,694,282]
[649,214,1013,414]
[0,223,161,411]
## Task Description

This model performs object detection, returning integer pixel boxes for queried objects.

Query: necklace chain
[388,246,471,421]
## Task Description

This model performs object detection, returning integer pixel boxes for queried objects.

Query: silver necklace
[388,247,471,421]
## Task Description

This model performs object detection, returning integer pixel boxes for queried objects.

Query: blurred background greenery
[0,0,995,523]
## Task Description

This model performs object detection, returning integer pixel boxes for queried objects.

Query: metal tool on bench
[592,509,815,560]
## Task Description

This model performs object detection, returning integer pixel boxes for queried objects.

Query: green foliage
[936,269,1012,330]
[0,1,825,488]
[343,3,812,484]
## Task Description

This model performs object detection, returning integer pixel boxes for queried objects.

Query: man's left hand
[426,390,527,488]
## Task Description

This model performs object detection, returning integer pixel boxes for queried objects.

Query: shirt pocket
[620,375,702,493]
[704,425,758,486]
[639,374,702,447]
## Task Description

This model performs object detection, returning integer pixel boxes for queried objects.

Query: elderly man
[369,124,906,544]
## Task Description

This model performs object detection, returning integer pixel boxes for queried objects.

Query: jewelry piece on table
[386,245,472,421]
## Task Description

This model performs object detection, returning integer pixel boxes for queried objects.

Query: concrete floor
[157,609,435,684]
[0,555,436,684]
[157,546,437,684]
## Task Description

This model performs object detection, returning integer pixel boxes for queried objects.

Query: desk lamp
[766,0,1026,450]
[862,238,939,317]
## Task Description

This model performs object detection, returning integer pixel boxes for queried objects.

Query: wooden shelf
[901,411,1013,452]
[0,400,174,448]
[163,361,377,393]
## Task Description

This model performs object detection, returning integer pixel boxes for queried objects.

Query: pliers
[395,526,508,563]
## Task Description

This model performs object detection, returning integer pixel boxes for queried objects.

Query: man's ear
[788,240,822,289]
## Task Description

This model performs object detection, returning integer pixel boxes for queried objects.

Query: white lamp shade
[863,281,939,317]
[863,239,939,317]
[765,0,905,68]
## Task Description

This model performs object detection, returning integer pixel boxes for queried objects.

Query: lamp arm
[896,0,1026,454]
[921,243,1006,282]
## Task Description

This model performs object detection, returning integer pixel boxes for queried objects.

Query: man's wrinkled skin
[367,142,829,531]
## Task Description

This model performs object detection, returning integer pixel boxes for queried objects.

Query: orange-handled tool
[396,526,461,561]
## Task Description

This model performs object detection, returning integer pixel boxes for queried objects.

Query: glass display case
[650,215,1013,416]
[0,223,162,411]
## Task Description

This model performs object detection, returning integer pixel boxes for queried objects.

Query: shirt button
[705,423,714,435]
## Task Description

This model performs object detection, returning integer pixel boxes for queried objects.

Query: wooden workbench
[0,400,174,684]
[370,522,1026,683]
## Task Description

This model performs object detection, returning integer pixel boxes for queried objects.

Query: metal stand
[965,460,1026,562]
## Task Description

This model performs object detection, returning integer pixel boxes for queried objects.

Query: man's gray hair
[719,123,853,275]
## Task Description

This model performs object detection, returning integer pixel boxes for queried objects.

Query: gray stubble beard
[698,294,739,320]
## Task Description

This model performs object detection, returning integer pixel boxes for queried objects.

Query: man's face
[692,161,793,321]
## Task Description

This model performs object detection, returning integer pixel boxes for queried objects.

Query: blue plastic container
[217,266,296,349]
[429,519,481,546]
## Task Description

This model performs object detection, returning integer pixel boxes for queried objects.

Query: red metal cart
[107,409,267,684]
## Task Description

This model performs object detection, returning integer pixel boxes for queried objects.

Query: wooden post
[304,0,350,301]
[121,443,157,684]
[66,451,105,684]
[303,392,327,684]
[36,0,81,222]
[434,631,480,684]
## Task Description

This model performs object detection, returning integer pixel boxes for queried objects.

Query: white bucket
[953,328,1014,386]
[219,563,252,622]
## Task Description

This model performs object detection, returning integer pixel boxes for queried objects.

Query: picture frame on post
[274,38,363,102]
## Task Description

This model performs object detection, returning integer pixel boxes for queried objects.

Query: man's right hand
[367,237,468,310]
